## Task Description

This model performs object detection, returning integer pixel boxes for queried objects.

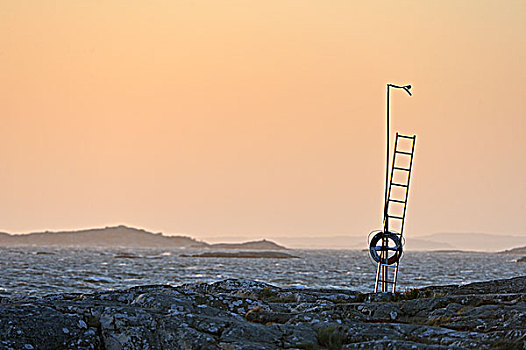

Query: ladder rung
[397,134,415,139]
[393,166,410,171]
[377,280,396,284]
[379,263,398,268]
[391,183,408,187]
[395,151,413,156]
[388,215,404,220]
[389,199,406,204]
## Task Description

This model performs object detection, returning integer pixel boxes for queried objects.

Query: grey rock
[0,277,525,349]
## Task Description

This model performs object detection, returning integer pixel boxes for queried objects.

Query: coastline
[1,276,525,349]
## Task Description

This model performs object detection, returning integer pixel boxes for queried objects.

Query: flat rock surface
[1,276,525,349]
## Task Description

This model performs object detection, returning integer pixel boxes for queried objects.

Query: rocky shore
[1,277,525,349]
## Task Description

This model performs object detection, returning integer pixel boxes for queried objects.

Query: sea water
[0,247,523,297]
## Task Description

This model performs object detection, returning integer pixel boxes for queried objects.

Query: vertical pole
[385,85,390,233]
[382,84,390,292]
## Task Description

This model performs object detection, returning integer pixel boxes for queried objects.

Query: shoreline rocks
[1,276,525,349]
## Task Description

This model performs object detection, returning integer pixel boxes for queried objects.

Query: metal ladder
[375,133,416,293]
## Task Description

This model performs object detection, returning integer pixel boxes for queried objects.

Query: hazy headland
[0,225,287,250]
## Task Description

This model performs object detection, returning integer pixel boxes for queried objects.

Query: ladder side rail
[394,136,415,239]
[381,234,388,292]
[386,248,392,292]
[399,136,416,240]
[383,133,400,234]
[389,135,415,293]
[398,171,410,238]
[386,133,410,236]
[374,258,381,293]
[392,262,399,293]
[381,134,401,293]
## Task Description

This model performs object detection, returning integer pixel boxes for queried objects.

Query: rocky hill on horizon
[207,239,288,250]
[0,225,287,250]
[499,245,526,255]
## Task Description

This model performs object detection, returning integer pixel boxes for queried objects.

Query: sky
[1,1,525,244]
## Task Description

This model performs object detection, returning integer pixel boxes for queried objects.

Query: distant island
[180,251,298,259]
[249,232,526,251]
[498,245,526,263]
[498,245,526,255]
[0,225,288,250]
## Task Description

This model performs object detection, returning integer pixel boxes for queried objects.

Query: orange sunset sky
[1,1,525,243]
